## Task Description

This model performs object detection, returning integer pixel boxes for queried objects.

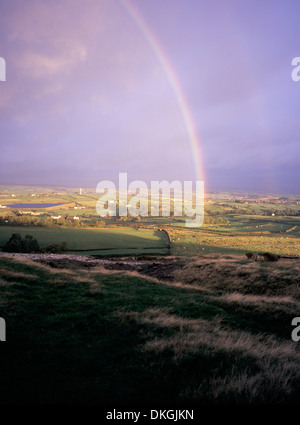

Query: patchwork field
[1,188,299,258]
[167,221,300,257]
[168,214,300,257]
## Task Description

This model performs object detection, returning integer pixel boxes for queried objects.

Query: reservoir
[3,203,65,209]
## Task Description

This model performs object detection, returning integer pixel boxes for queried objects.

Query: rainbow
[119,0,205,182]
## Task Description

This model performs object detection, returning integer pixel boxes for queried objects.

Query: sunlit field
[0,226,169,256]
[168,220,300,257]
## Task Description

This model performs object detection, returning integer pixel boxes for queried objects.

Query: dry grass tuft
[118,307,300,403]
[88,280,104,295]
[0,266,38,280]
[181,359,299,404]
[119,307,300,368]
[212,292,300,316]
[1,256,52,271]
[173,257,300,299]
[0,277,17,287]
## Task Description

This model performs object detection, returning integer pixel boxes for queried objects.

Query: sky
[0,0,300,194]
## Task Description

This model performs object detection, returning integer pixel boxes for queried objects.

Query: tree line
[0,215,106,228]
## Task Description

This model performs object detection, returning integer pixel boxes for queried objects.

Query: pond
[3,203,65,209]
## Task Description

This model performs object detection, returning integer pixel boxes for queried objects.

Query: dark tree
[43,241,68,253]
[3,233,40,253]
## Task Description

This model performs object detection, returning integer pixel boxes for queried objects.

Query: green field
[168,227,300,257]
[0,226,169,255]
[167,214,300,257]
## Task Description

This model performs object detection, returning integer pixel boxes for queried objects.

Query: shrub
[43,241,68,254]
[2,233,40,253]
[245,252,280,261]
[23,235,40,253]
[96,220,106,228]
[262,252,280,262]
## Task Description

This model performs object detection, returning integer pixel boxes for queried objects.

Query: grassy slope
[0,255,300,405]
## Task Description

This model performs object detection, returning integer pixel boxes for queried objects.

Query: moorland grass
[0,255,300,405]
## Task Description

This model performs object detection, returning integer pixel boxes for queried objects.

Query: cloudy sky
[0,0,300,193]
